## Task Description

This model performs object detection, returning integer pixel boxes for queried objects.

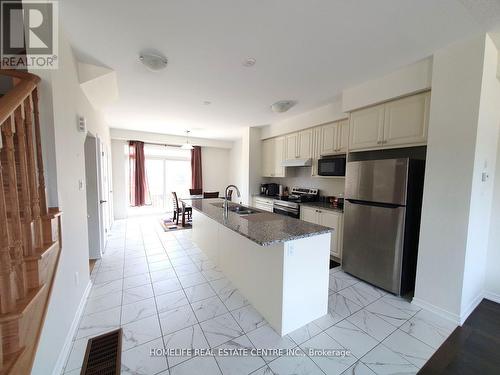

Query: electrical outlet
[78,179,84,191]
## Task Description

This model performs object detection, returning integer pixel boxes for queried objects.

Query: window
[144,144,191,212]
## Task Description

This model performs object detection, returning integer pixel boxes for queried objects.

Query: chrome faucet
[223,184,241,217]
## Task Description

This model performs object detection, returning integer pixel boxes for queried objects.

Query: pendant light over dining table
[181,130,194,150]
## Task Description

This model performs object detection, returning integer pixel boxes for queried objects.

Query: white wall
[111,140,128,219]
[413,34,500,324]
[342,57,433,112]
[31,27,111,374]
[261,100,346,139]
[201,147,231,195]
[229,138,244,202]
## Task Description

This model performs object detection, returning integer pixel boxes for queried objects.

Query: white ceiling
[61,0,500,140]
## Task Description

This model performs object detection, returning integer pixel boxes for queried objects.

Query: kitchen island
[189,198,332,336]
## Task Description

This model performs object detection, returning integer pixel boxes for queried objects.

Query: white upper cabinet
[298,129,313,158]
[274,136,286,177]
[349,91,430,151]
[261,138,275,177]
[285,133,298,160]
[349,104,385,151]
[336,119,349,153]
[320,123,337,155]
[383,91,430,147]
[311,127,322,176]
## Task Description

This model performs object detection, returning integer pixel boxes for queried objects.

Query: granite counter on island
[189,198,332,336]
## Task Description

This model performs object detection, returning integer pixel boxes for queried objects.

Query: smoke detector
[139,52,168,71]
[271,100,296,113]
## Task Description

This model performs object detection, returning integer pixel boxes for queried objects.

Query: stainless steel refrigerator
[343,158,425,295]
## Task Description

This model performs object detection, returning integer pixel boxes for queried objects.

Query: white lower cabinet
[300,206,343,259]
[253,197,274,212]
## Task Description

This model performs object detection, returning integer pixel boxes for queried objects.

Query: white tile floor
[61,216,457,375]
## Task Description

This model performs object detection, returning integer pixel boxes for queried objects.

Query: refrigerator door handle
[346,198,403,209]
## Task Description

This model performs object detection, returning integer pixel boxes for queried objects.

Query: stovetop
[273,187,319,206]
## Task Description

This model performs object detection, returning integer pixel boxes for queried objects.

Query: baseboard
[459,293,484,325]
[411,297,461,325]
[484,290,500,304]
[52,280,92,375]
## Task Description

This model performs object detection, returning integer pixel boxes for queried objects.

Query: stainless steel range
[273,187,319,219]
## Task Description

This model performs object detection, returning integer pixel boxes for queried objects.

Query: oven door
[318,157,346,176]
[273,205,299,219]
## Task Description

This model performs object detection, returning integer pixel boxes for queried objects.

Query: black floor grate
[81,328,122,375]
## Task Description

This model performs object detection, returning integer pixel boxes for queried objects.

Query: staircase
[0,70,62,375]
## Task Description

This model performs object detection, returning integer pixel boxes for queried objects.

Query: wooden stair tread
[24,241,58,261]
[0,285,46,323]
[0,347,25,375]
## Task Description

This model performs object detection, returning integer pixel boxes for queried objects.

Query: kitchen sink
[210,202,258,215]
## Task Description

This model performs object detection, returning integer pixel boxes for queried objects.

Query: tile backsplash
[262,167,345,197]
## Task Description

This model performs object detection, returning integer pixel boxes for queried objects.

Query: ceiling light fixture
[139,52,168,71]
[271,100,296,113]
[242,57,256,67]
[181,130,194,150]
[203,101,212,105]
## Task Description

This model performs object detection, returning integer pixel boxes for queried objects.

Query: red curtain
[129,141,149,206]
[191,146,203,190]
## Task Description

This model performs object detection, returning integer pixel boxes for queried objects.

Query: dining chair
[189,188,202,195]
[203,191,219,198]
[171,192,192,225]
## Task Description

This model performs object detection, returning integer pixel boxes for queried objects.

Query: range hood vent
[281,158,312,167]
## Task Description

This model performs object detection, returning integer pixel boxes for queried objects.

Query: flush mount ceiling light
[271,100,296,113]
[242,57,256,67]
[139,52,168,71]
[181,130,194,150]
[203,100,212,105]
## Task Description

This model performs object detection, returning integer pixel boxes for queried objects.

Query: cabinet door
[274,136,286,177]
[285,133,298,160]
[336,119,349,153]
[349,104,385,151]
[300,206,318,224]
[318,210,342,258]
[298,130,313,158]
[311,127,322,176]
[383,92,429,147]
[320,123,337,155]
[261,139,274,177]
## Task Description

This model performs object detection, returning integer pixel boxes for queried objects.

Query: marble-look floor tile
[178,272,207,288]
[123,283,155,305]
[214,334,266,375]
[150,268,177,283]
[84,291,122,315]
[338,283,384,307]
[65,337,89,371]
[300,332,357,375]
[382,329,435,368]
[155,290,189,313]
[202,268,225,281]
[231,305,267,334]
[173,263,200,276]
[288,321,323,345]
[246,325,295,362]
[149,260,173,272]
[76,307,121,339]
[192,295,229,322]
[313,311,345,331]
[123,273,151,290]
[361,344,419,375]
[159,304,198,335]
[267,349,325,375]
[121,338,168,375]
[170,355,222,375]
[364,299,413,327]
[163,324,209,367]
[329,274,359,292]
[325,320,379,359]
[124,263,150,277]
[184,283,216,303]
[200,312,245,348]
[153,278,183,296]
[340,361,376,375]
[347,309,398,342]
[93,269,124,284]
[400,309,456,349]
[121,297,157,325]
[169,256,194,266]
[122,315,162,351]
[89,279,122,299]
[380,295,421,316]
[328,293,363,319]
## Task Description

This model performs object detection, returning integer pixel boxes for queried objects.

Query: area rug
[160,217,192,231]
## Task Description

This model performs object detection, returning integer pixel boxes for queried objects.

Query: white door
[285,133,298,160]
[96,137,110,253]
[336,119,349,153]
[300,206,318,224]
[274,137,286,177]
[383,92,430,147]
[349,104,385,150]
[84,134,102,259]
[298,130,313,158]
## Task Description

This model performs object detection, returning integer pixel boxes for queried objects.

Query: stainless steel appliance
[273,187,319,219]
[343,158,425,295]
[318,156,346,176]
[260,183,279,196]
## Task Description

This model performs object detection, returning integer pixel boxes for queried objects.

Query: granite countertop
[188,198,332,246]
[301,202,344,213]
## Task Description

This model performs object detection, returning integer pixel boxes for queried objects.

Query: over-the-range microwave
[318,156,346,176]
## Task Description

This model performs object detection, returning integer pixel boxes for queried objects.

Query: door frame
[84,133,101,259]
